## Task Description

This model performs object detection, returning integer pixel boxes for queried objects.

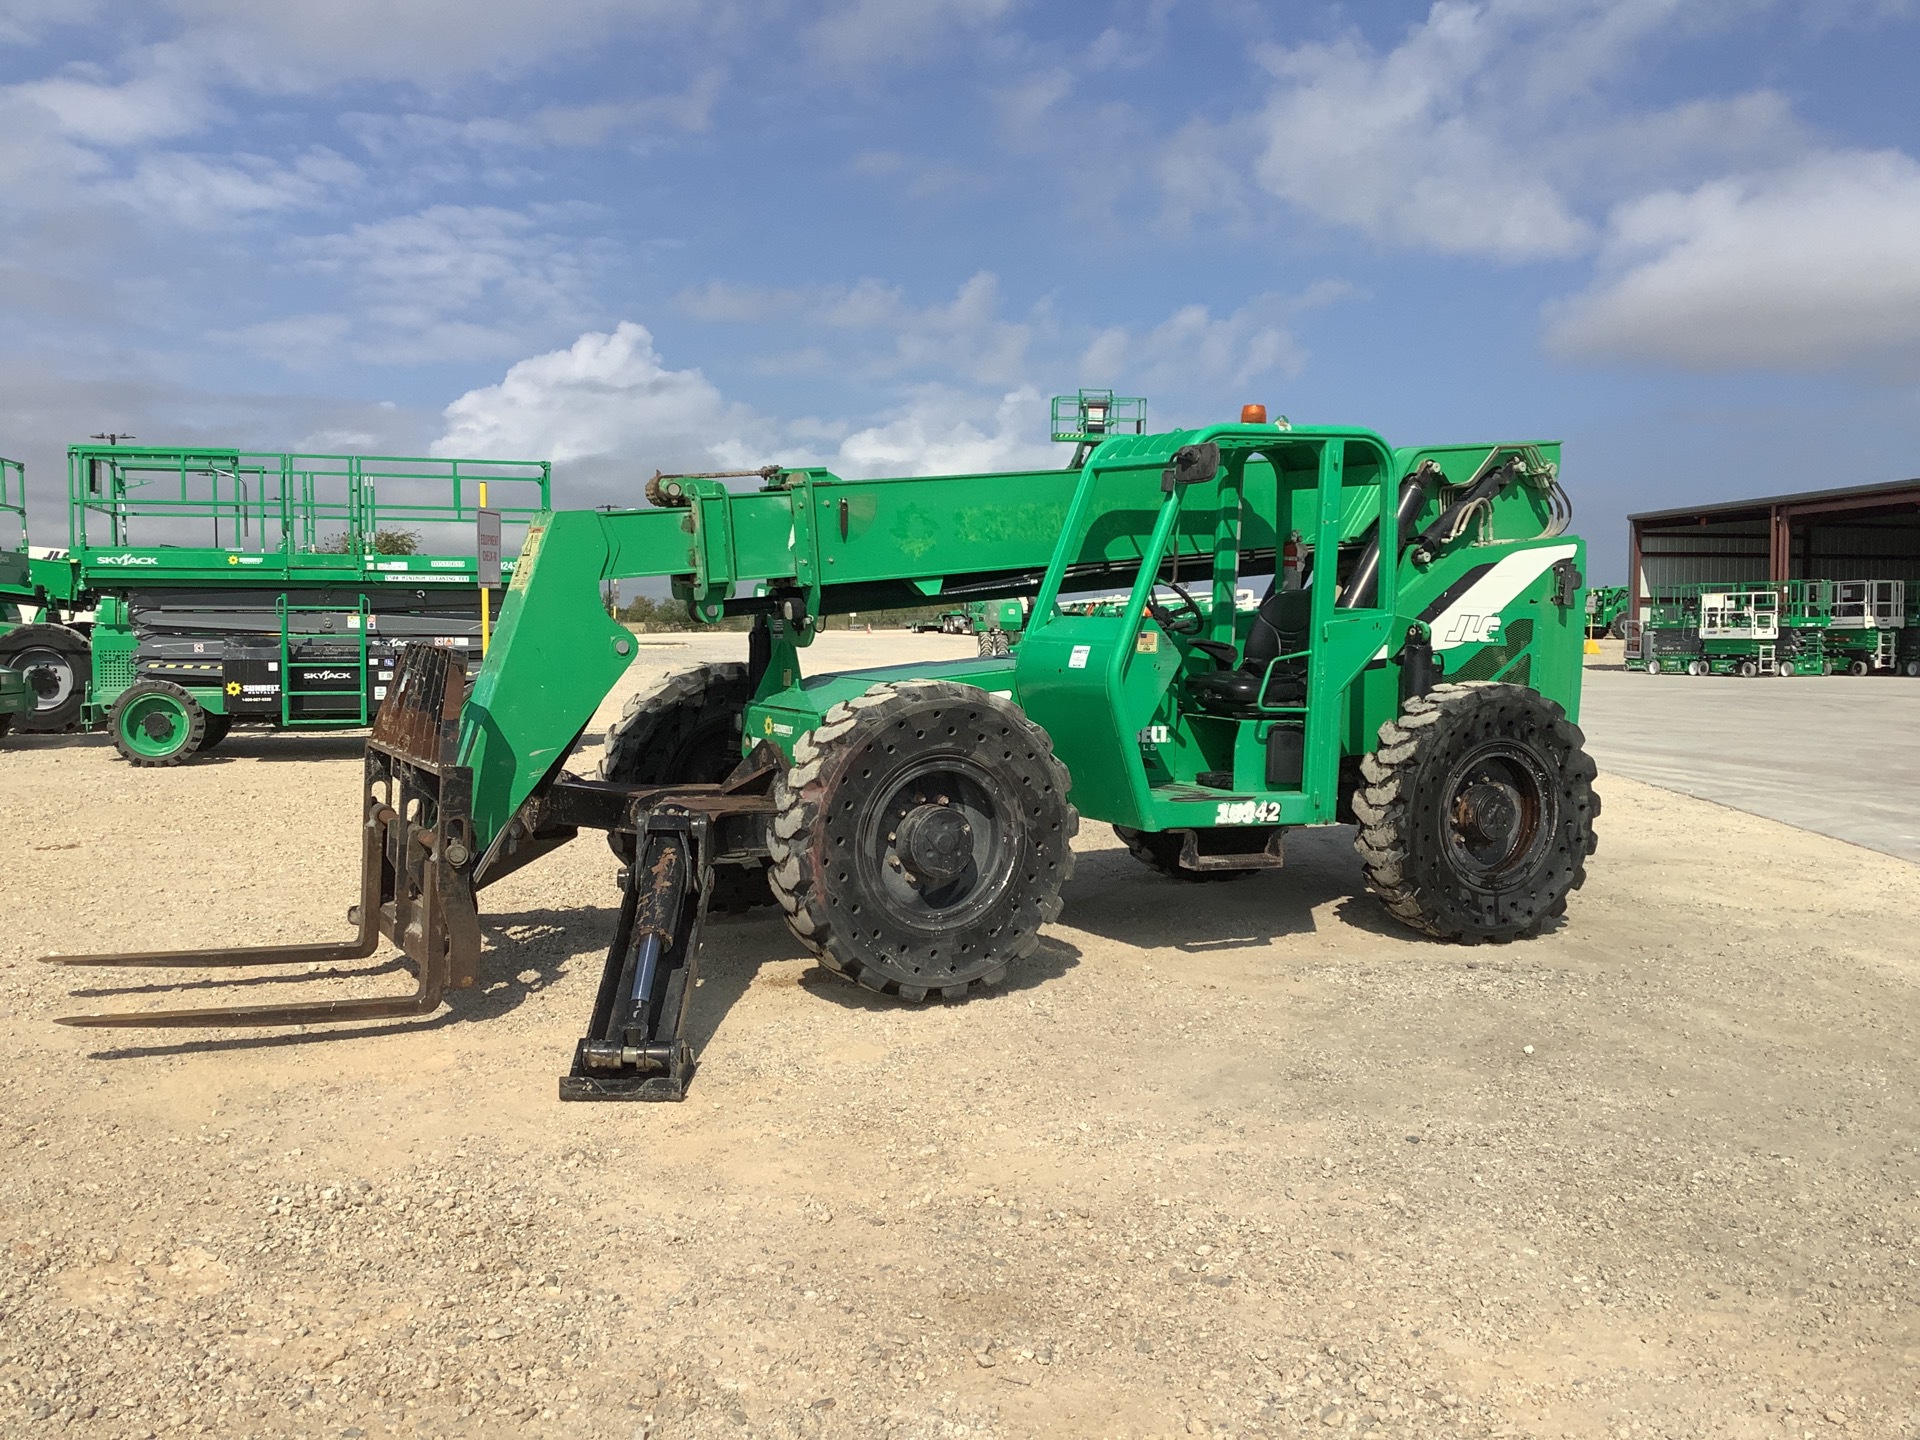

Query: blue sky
[5,0,1920,580]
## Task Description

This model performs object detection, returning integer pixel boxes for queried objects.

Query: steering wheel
[1146,579,1205,636]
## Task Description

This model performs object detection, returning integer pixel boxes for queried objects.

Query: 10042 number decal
[1214,800,1281,825]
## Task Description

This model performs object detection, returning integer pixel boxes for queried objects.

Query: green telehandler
[46,395,1600,1101]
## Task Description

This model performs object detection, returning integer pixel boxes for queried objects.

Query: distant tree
[316,528,420,555]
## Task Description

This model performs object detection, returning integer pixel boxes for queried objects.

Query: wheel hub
[1452,779,1522,850]
[895,803,973,881]
[1439,743,1552,882]
[16,648,73,707]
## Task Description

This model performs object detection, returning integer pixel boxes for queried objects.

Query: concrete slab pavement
[1578,665,1920,862]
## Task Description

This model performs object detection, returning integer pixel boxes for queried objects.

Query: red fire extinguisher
[1282,530,1304,590]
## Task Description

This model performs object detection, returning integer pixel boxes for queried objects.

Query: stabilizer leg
[560,809,712,1102]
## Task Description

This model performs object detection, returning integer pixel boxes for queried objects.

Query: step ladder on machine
[276,594,373,726]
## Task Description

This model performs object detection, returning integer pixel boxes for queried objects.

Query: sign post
[476,493,501,655]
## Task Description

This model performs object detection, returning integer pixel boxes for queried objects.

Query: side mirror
[1160,442,1220,493]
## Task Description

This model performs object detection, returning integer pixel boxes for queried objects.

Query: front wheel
[768,681,1077,1001]
[0,623,91,733]
[1352,682,1599,943]
[109,680,208,767]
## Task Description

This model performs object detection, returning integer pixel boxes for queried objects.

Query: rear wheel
[768,681,1077,1000]
[1113,825,1250,882]
[1848,659,1869,677]
[1687,659,1708,676]
[199,713,233,751]
[1906,659,1920,678]
[1353,682,1599,943]
[1643,657,1661,674]
[0,623,91,733]
[109,680,207,767]
[599,662,770,910]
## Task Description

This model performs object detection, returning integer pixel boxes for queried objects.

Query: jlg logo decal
[1441,614,1502,646]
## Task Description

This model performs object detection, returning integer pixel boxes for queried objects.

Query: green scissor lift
[0,445,548,762]
[1822,579,1906,675]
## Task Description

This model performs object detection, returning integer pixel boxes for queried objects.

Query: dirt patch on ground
[2,633,1916,1439]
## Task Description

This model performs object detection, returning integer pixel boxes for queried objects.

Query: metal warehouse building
[1628,478,1920,624]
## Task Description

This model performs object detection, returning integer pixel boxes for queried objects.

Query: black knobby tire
[1607,617,1627,640]
[1112,825,1250,883]
[976,629,1011,658]
[0,623,91,733]
[1352,682,1599,943]
[767,680,1078,1001]
[199,713,233,752]
[108,679,208,767]
[599,662,771,910]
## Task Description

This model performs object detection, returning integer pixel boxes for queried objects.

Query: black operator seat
[1185,584,1311,715]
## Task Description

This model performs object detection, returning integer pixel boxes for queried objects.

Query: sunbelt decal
[226,554,265,566]
[95,553,158,566]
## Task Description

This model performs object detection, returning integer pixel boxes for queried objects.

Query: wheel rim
[856,758,1015,930]
[12,645,75,712]
[120,692,191,757]
[1439,741,1554,885]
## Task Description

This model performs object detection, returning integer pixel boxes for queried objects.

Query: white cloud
[1078,287,1349,398]
[1247,13,1592,259]
[165,0,712,89]
[831,387,1056,477]
[678,271,1038,386]
[12,52,219,146]
[678,280,808,323]
[116,148,360,226]
[291,205,599,363]
[806,0,1016,68]
[432,323,1060,494]
[0,0,105,45]
[1225,0,1817,261]
[1546,149,1920,372]
[434,322,768,475]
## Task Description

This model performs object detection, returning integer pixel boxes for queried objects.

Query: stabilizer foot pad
[558,1071,689,1102]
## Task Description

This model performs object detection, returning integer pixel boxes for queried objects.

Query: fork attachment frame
[44,643,483,1028]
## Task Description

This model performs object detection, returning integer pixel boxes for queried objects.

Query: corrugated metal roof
[1630,478,1920,526]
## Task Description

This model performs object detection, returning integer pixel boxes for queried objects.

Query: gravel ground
[2,631,1917,1440]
